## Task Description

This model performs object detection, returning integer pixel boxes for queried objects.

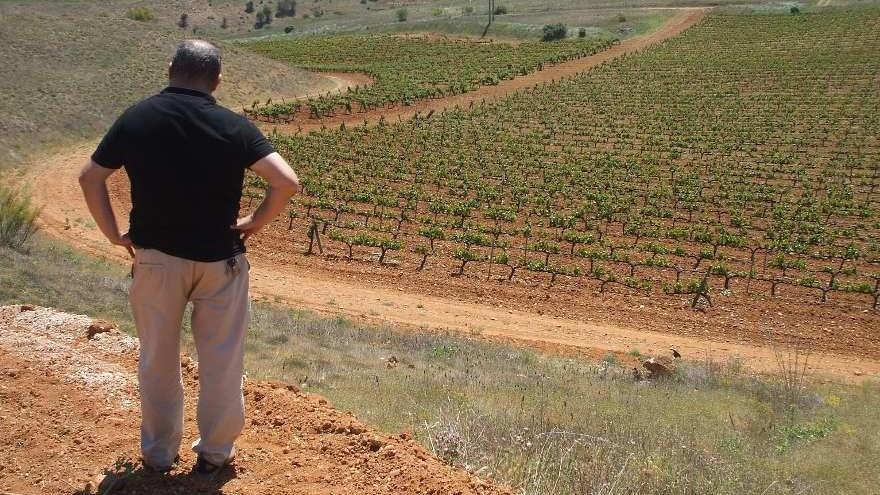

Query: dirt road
[22,9,880,381]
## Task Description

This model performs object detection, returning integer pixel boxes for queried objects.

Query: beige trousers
[130,248,249,467]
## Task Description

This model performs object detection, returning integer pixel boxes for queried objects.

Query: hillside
[0,305,509,494]
[0,0,333,166]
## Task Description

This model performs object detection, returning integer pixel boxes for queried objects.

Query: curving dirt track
[0,305,509,494]
[22,9,880,382]
[259,9,710,133]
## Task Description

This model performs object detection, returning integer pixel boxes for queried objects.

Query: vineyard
[241,34,612,119]
[243,10,879,328]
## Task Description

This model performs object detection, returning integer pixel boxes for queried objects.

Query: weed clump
[126,7,154,22]
[0,186,39,250]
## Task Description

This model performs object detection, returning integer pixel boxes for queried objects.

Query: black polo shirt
[92,86,274,262]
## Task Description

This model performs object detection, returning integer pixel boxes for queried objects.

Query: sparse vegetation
[126,7,154,22]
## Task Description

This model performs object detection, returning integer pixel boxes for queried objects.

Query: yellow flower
[825,394,841,408]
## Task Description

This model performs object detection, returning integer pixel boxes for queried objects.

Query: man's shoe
[193,453,231,476]
[142,455,180,474]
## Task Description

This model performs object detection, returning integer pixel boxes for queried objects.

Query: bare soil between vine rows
[23,8,880,382]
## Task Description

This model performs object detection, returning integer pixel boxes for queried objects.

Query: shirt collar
[161,86,216,103]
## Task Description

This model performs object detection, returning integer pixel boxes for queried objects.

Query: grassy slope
[2,237,878,494]
[0,0,330,166]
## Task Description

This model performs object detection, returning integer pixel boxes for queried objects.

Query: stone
[86,321,117,340]
[642,356,676,379]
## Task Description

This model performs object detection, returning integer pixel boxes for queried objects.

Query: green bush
[493,5,508,15]
[542,23,567,42]
[396,7,408,22]
[616,13,627,23]
[126,7,154,22]
[791,6,801,14]
[0,186,40,250]
[578,27,587,38]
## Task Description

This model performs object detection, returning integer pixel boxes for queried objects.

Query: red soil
[0,305,509,495]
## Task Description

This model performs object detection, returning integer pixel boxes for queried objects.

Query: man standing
[78,40,301,475]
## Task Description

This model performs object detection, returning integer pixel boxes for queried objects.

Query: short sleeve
[241,120,275,168]
[91,115,128,169]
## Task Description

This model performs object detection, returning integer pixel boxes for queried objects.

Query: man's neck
[167,80,214,95]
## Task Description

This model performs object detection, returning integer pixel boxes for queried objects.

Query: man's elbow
[77,168,92,189]
[275,177,302,195]
[78,162,105,189]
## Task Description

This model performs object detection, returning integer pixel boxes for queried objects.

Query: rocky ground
[0,305,509,495]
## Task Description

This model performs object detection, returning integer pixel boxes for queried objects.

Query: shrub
[126,7,154,22]
[177,13,188,29]
[245,1,254,14]
[221,17,228,29]
[791,6,801,14]
[284,25,295,34]
[493,5,508,15]
[541,23,567,41]
[464,6,474,14]
[616,13,626,23]
[0,186,40,250]
[396,7,408,22]
[276,0,296,18]
[578,27,587,38]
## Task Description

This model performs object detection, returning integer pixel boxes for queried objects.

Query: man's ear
[213,73,222,92]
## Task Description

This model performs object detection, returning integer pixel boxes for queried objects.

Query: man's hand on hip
[232,215,261,241]
[110,232,136,258]
[237,152,301,243]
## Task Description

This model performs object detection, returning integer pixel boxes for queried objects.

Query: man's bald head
[169,40,221,92]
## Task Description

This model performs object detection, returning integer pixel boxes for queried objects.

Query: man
[78,40,301,475]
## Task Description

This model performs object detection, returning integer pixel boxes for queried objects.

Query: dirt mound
[0,305,509,495]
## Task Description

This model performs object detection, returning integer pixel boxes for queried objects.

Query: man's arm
[233,152,301,240]
[78,160,135,257]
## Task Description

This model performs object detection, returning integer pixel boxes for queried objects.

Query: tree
[542,23,567,41]
[255,6,273,29]
[276,0,296,18]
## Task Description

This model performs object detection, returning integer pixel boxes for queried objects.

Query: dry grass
[0,0,332,166]
[2,235,879,494]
